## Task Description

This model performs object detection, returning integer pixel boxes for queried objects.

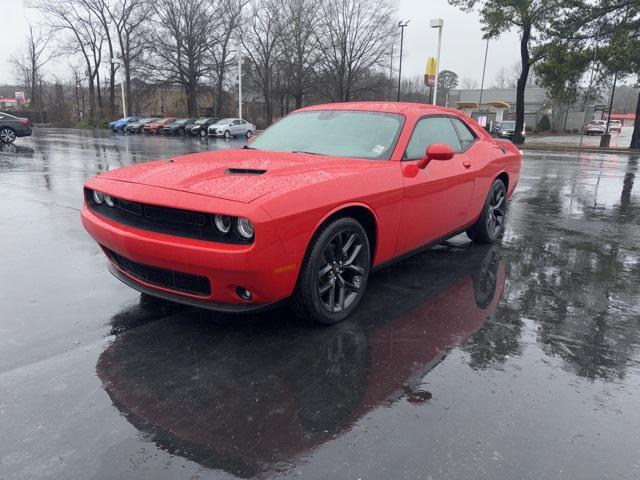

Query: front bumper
[81,191,300,309]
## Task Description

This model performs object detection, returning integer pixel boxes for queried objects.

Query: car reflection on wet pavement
[1,129,639,480]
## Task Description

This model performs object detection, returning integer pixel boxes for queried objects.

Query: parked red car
[82,102,521,324]
[143,117,176,134]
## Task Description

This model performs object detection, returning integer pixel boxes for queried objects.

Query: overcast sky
[0,0,522,88]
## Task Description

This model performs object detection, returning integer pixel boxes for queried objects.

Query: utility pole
[238,43,243,119]
[430,18,444,106]
[397,20,410,102]
[111,55,127,117]
[478,39,490,116]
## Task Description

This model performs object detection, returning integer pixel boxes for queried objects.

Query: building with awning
[449,87,603,131]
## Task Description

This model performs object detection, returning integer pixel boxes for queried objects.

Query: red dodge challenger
[81,102,521,324]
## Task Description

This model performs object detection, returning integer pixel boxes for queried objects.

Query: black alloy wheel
[467,179,507,244]
[293,217,370,325]
[0,127,17,144]
[318,230,367,314]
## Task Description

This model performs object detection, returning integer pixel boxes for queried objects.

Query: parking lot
[1,129,639,479]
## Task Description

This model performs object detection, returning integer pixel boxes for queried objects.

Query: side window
[451,118,476,150]
[405,117,462,160]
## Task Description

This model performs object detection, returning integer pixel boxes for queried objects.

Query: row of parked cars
[585,119,623,135]
[109,116,256,138]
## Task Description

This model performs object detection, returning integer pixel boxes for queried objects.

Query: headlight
[214,214,232,234]
[236,218,254,239]
[104,195,115,207]
[92,190,105,204]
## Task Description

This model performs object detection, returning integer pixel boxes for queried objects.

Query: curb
[520,144,640,155]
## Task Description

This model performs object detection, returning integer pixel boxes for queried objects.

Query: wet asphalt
[1,129,639,480]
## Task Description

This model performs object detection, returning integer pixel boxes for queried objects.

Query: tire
[224,130,231,139]
[246,130,252,139]
[0,127,17,144]
[199,129,207,138]
[178,128,184,136]
[467,178,507,244]
[292,217,371,325]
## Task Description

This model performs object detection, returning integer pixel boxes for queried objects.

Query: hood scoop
[225,167,267,176]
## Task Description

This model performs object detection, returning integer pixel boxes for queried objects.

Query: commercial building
[448,87,604,132]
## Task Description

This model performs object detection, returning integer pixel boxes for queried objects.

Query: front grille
[85,189,252,244]
[106,248,211,297]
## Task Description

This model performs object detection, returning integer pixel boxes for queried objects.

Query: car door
[397,116,478,254]
[228,120,241,135]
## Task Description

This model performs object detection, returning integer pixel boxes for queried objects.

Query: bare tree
[315,0,397,102]
[241,0,284,124]
[208,0,248,117]
[104,0,150,114]
[278,0,321,109]
[10,24,54,122]
[28,0,106,122]
[460,77,479,89]
[145,0,214,115]
[492,67,510,89]
[77,0,118,116]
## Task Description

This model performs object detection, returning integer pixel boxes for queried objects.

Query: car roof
[296,101,461,116]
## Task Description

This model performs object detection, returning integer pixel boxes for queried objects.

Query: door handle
[463,160,472,169]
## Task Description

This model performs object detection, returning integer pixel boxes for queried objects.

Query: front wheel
[293,217,370,325]
[467,179,507,244]
[199,129,206,138]
[224,130,231,139]
[0,127,17,144]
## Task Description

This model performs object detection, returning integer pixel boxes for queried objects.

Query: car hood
[99,150,381,204]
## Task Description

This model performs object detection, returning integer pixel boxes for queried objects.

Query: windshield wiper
[292,150,325,156]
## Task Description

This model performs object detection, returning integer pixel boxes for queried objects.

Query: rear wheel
[246,130,252,138]
[178,128,184,136]
[0,127,16,144]
[467,179,507,244]
[293,217,370,325]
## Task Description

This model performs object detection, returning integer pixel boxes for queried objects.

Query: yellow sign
[424,57,437,87]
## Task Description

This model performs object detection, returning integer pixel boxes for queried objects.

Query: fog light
[236,287,252,301]
[92,190,104,204]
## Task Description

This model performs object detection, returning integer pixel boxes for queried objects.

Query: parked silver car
[207,118,255,138]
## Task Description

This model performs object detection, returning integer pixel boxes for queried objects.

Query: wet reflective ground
[1,129,639,479]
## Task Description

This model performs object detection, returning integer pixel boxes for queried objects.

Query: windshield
[195,118,210,124]
[500,121,515,129]
[250,110,404,160]
[215,118,235,125]
[174,119,188,124]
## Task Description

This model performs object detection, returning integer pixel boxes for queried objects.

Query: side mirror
[417,144,455,169]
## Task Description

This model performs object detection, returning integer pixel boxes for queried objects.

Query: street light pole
[397,20,410,102]
[478,38,490,115]
[111,56,127,117]
[238,43,243,119]
[430,18,444,106]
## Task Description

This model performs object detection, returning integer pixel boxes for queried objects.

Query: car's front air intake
[105,248,211,297]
